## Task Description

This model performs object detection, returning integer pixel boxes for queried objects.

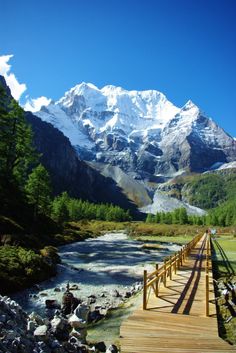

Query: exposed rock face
[158,104,236,174]
[33,84,236,180]
[25,112,138,212]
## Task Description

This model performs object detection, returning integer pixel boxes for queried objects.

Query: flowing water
[12,232,181,345]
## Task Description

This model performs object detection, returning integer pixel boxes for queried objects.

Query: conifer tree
[0,93,36,186]
[25,164,52,218]
[51,191,70,224]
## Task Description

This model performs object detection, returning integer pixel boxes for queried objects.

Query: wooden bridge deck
[120,234,236,353]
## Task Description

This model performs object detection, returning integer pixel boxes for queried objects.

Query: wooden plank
[121,234,236,353]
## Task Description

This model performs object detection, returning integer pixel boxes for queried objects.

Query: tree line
[146,205,236,227]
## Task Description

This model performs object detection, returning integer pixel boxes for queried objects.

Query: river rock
[39,292,48,297]
[111,289,121,298]
[70,284,79,290]
[88,309,104,323]
[68,313,84,329]
[27,320,36,332]
[45,299,61,309]
[37,340,51,353]
[6,329,18,340]
[29,311,44,325]
[33,325,48,340]
[106,344,118,353]
[87,297,96,305]
[50,315,69,341]
[0,314,7,323]
[73,304,89,326]
[54,287,61,292]
[95,341,106,352]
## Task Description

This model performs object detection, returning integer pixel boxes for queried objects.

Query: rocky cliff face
[25,112,139,215]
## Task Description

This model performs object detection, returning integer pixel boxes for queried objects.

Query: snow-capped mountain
[34,82,236,181]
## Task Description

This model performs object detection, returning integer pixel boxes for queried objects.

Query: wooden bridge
[120,233,236,353]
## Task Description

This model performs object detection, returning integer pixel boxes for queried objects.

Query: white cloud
[0,54,27,100]
[24,96,51,112]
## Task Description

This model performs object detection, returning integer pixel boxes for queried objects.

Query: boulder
[106,345,118,353]
[0,314,7,323]
[45,299,61,309]
[27,320,36,332]
[29,312,44,325]
[33,325,48,340]
[95,341,106,352]
[54,287,61,292]
[68,313,83,329]
[39,292,48,297]
[51,316,67,333]
[88,310,104,323]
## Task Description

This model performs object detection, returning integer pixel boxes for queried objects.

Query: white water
[12,232,180,315]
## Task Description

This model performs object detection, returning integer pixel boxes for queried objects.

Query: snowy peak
[31,82,236,179]
[180,99,200,118]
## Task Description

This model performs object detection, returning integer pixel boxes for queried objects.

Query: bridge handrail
[143,233,203,310]
[205,233,211,316]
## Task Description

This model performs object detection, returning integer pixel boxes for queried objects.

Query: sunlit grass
[211,233,236,345]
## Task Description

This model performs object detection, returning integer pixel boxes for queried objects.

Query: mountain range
[35,83,236,180]
[2,75,236,216]
[30,82,236,213]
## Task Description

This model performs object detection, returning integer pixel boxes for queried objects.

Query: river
[12,232,181,345]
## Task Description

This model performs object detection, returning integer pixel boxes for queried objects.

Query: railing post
[180,249,182,266]
[169,258,172,280]
[155,264,159,297]
[182,246,185,263]
[177,251,180,268]
[143,270,147,310]
[174,253,177,274]
[163,259,167,287]
[205,235,209,317]
[205,271,209,316]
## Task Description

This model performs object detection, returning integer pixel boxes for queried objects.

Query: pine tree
[0,97,36,186]
[146,213,154,223]
[179,207,188,224]
[25,164,52,218]
[51,192,70,224]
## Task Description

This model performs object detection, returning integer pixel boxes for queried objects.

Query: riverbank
[10,231,181,348]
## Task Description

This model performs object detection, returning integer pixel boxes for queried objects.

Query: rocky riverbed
[5,232,181,351]
[0,294,120,353]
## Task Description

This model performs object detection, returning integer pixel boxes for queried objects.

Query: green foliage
[0,245,56,293]
[186,174,225,209]
[0,97,36,186]
[51,192,132,223]
[25,164,52,217]
[208,199,236,227]
[146,208,191,225]
[145,199,236,227]
[51,191,70,223]
[40,245,61,264]
[182,172,236,209]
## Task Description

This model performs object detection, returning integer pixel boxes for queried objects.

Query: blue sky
[0,0,236,136]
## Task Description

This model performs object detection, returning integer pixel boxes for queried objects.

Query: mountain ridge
[32,82,236,180]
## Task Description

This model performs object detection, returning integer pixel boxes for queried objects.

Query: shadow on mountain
[25,112,144,220]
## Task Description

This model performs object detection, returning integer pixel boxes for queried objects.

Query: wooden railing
[205,233,211,317]
[143,233,202,310]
